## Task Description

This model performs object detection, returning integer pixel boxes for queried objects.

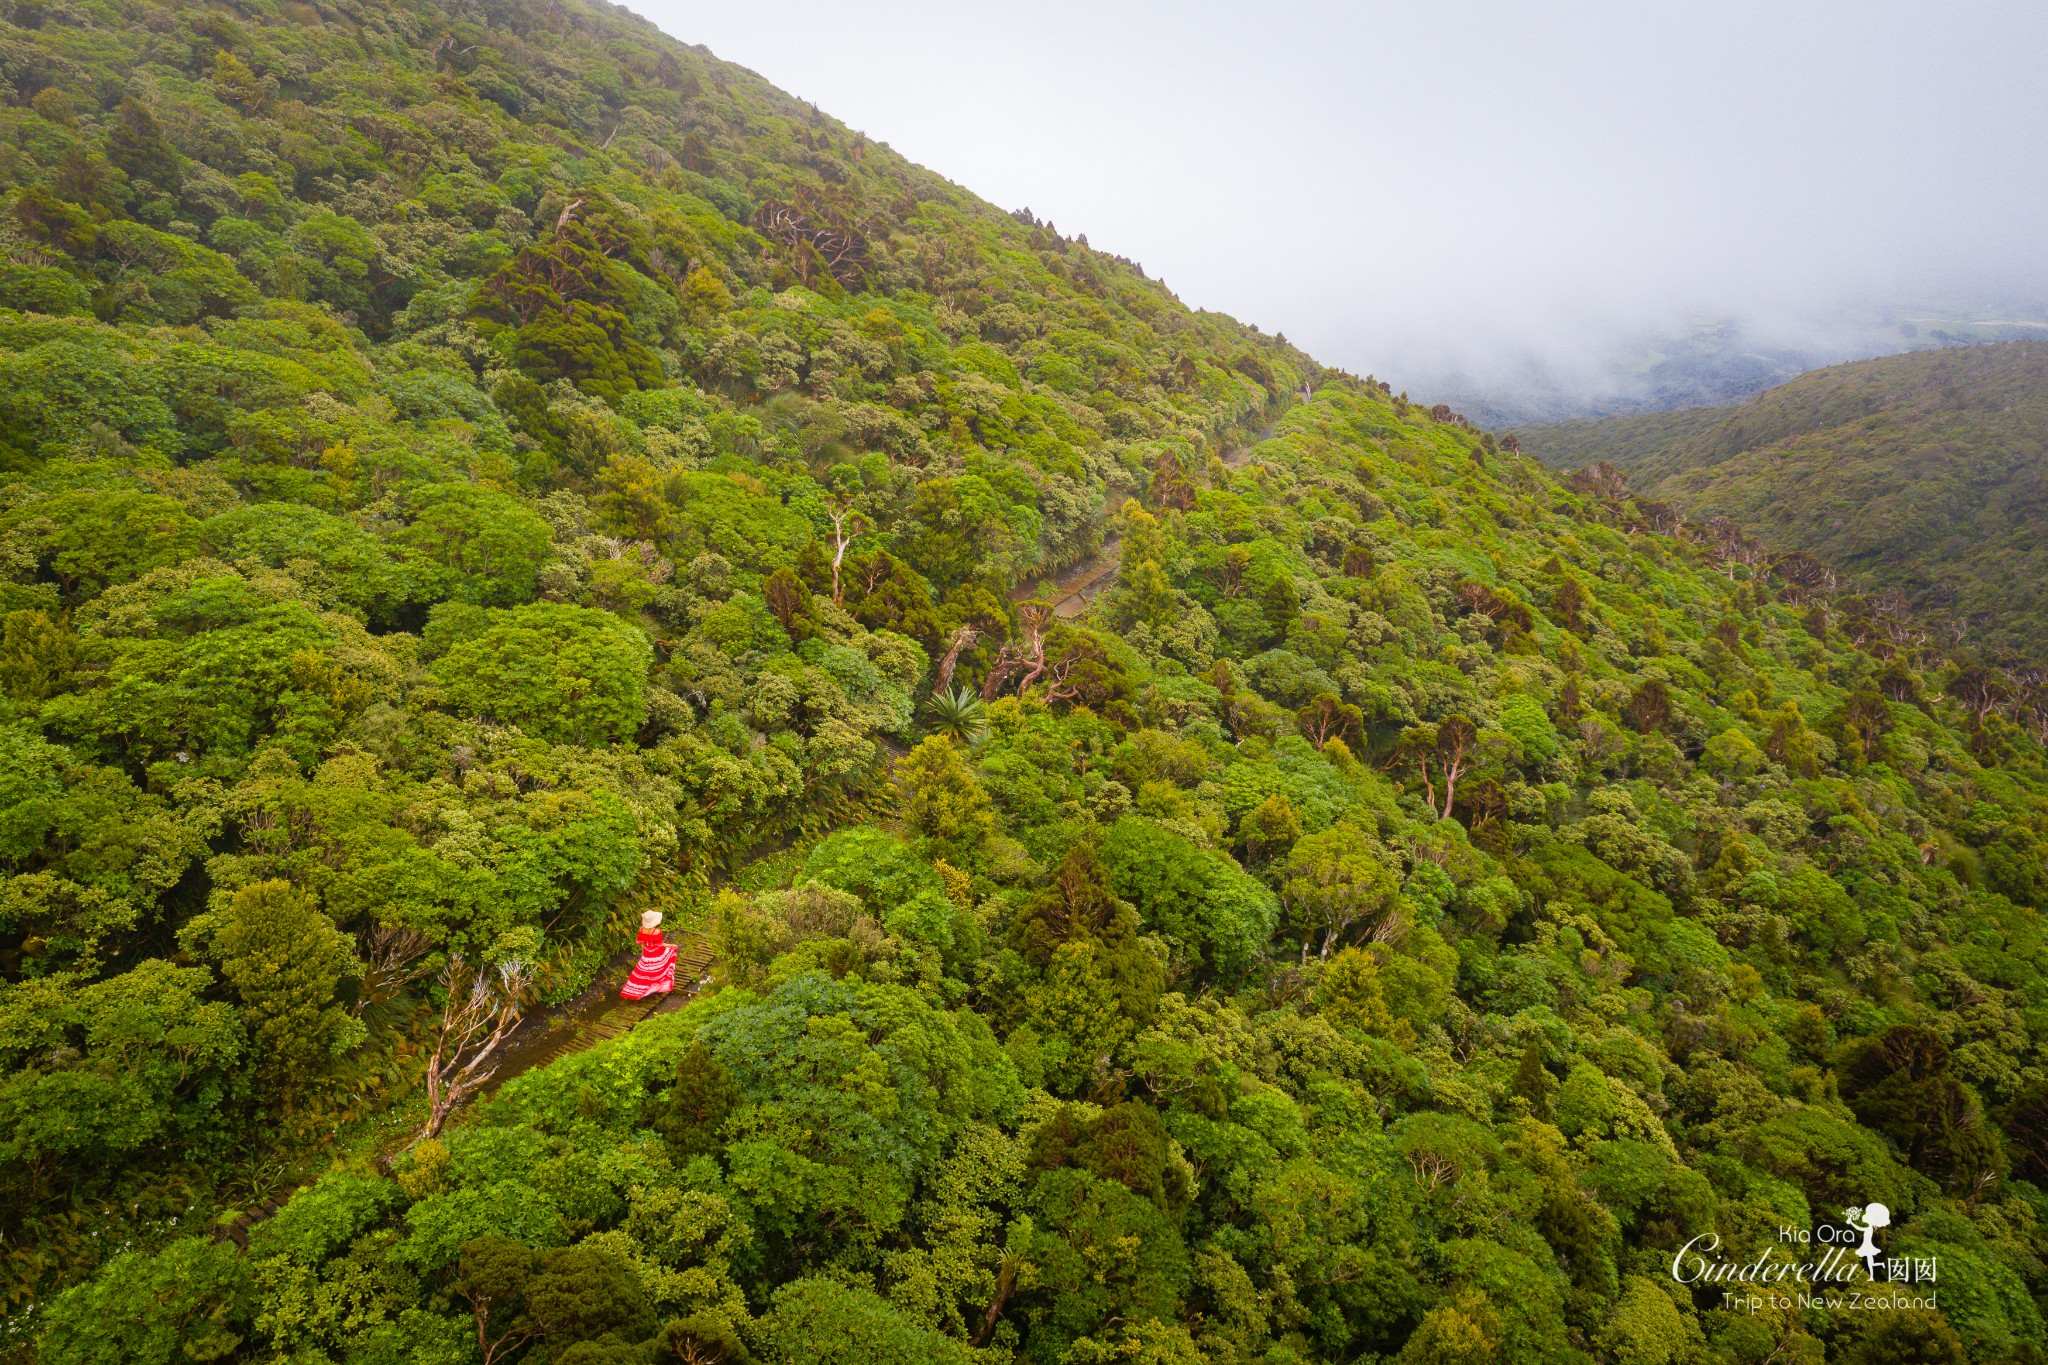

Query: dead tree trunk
[418,956,532,1142]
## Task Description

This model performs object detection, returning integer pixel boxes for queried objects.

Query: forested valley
[1515,342,2048,660]
[0,0,2046,1362]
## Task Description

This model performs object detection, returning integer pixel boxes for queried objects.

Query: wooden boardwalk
[1006,423,1277,620]
[212,934,715,1246]
[480,932,715,1095]
[1011,537,1123,618]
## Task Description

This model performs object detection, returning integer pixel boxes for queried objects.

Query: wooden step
[213,932,720,1249]
[476,934,717,1096]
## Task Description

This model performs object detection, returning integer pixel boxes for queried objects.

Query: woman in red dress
[621,909,677,1000]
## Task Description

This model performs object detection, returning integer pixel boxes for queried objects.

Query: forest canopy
[0,0,2045,1363]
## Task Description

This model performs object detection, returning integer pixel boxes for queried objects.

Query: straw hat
[640,909,664,930]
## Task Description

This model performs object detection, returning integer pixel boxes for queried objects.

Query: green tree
[453,1236,541,1365]
[1835,687,1894,763]
[430,603,652,744]
[1015,1163,1190,1360]
[37,1237,253,1365]
[525,1244,655,1351]
[200,503,408,620]
[1112,500,1175,630]
[652,1041,744,1159]
[0,961,244,1200]
[1839,1309,1967,1365]
[1512,1040,1553,1119]
[928,684,989,746]
[1316,945,1401,1039]
[761,564,819,637]
[1097,816,1276,976]
[29,489,202,596]
[1394,716,1483,820]
[1010,843,1139,966]
[1843,1025,2006,1192]
[800,827,961,953]
[211,879,362,1113]
[1764,701,1821,775]
[1594,1275,1691,1365]
[896,733,994,847]
[1283,823,1399,958]
[396,483,555,606]
[0,610,77,702]
[106,97,182,194]
[1239,792,1302,864]
[761,1277,968,1365]
[1296,692,1364,751]
[696,973,1021,1260]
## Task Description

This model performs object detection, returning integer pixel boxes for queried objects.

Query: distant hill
[1428,322,1829,428]
[1502,404,1728,471]
[1423,306,2048,428]
[1515,341,2048,657]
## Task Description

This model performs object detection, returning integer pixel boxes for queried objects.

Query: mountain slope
[1505,403,1729,473]
[1,2,2048,1364]
[1516,342,2048,656]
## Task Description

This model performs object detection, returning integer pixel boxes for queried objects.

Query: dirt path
[1011,537,1123,618]
[213,934,714,1246]
[1008,421,1279,619]
[1223,423,1275,469]
[479,932,715,1097]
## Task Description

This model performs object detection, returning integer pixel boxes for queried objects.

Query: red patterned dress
[620,927,677,999]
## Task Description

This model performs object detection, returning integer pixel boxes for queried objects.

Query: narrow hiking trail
[214,932,715,1246]
[1012,536,1123,618]
[1008,421,1278,617]
[213,418,1288,1244]
[1224,425,1278,470]
[479,931,716,1096]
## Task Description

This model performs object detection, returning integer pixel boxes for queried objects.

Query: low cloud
[645,0,2048,417]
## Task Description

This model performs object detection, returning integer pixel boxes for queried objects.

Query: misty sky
[633,0,2048,398]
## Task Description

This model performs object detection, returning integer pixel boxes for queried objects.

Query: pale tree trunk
[1440,756,1466,820]
[418,957,531,1142]
[828,506,862,605]
[932,625,978,699]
